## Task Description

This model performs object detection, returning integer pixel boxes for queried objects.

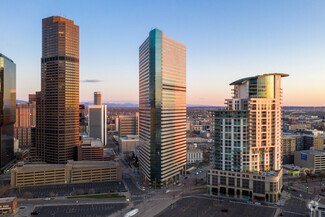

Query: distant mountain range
[16,100,325,109]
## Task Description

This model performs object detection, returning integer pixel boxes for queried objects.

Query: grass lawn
[67,193,125,199]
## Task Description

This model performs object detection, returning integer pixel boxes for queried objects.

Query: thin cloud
[82,80,103,83]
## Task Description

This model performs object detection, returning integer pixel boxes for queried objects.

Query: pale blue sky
[1,0,325,106]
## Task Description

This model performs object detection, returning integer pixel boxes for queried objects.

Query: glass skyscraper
[139,29,186,187]
[0,54,16,171]
[31,16,79,164]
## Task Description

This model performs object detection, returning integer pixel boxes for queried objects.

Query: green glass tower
[139,29,187,187]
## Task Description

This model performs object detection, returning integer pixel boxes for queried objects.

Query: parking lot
[9,181,126,198]
[156,197,277,217]
[32,203,127,217]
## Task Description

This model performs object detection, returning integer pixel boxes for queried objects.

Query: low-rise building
[77,137,105,161]
[0,197,17,214]
[294,150,325,171]
[11,160,122,187]
[207,169,283,202]
[187,147,203,164]
[118,135,139,153]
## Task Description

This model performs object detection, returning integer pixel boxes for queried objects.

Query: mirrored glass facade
[139,29,186,187]
[0,54,16,171]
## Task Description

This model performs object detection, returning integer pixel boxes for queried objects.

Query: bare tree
[76,189,84,195]
[23,191,33,199]
[88,188,95,195]
[49,192,56,198]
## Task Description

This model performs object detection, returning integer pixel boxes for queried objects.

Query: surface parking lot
[32,203,127,217]
[9,181,126,198]
[157,197,277,217]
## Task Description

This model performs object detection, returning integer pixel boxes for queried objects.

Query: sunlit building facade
[139,29,186,187]
[31,16,79,163]
[94,91,102,105]
[0,54,16,171]
[208,73,288,202]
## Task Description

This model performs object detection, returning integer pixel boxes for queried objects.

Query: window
[228,177,235,186]
[242,179,249,189]
[237,178,241,187]
[270,182,277,192]
[220,176,226,185]
[212,175,218,186]
[253,181,265,194]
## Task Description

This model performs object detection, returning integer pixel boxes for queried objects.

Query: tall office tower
[116,113,139,138]
[139,29,186,187]
[0,54,16,171]
[29,94,36,104]
[28,94,36,126]
[94,92,102,105]
[14,102,36,150]
[88,105,107,146]
[79,104,87,133]
[32,16,79,163]
[207,73,288,202]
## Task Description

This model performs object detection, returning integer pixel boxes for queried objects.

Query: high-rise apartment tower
[207,73,288,202]
[139,29,186,187]
[32,16,79,163]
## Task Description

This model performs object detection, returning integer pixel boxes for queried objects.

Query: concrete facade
[294,150,325,171]
[11,160,121,187]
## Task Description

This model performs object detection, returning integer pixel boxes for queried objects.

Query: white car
[43,198,51,201]
[166,190,170,193]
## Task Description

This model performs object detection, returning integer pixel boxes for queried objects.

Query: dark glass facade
[0,54,16,171]
[31,16,79,164]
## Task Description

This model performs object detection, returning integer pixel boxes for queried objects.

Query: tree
[49,192,56,197]
[88,188,95,194]
[23,191,33,199]
[76,189,84,195]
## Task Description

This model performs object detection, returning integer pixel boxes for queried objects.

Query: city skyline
[1,1,325,106]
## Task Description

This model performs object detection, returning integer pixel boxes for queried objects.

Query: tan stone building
[11,160,121,187]
[207,169,283,202]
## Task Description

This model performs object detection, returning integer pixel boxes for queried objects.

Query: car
[221,209,228,213]
[31,211,40,215]
[299,194,302,198]
[185,177,188,179]
[254,202,261,205]
[166,190,170,193]
[43,197,50,201]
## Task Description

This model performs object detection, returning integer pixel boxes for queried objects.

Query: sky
[1,0,325,106]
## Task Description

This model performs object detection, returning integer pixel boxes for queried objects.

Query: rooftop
[120,135,139,141]
[0,53,14,63]
[14,160,119,172]
[230,73,289,85]
[0,197,16,203]
[298,150,325,155]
